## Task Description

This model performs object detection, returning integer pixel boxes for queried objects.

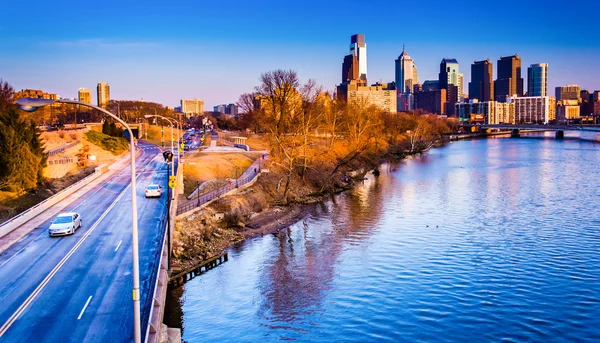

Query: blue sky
[1,0,598,108]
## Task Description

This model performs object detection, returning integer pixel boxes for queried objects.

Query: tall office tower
[78,88,92,104]
[97,82,110,108]
[395,45,418,111]
[439,58,463,100]
[527,63,548,97]
[494,54,523,102]
[349,34,367,82]
[342,54,359,83]
[555,84,581,101]
[469,59,494,101]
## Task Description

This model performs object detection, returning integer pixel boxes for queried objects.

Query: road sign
[169,179,176,189]
[169,175,176,182]
[180,142,184,149]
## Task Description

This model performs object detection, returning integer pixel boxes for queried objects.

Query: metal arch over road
[0,141,169,342]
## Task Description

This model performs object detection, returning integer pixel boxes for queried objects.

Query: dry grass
[142,124,183,148]
[41,130,82,151]
[182,152,259,197]
[245,134,270,151]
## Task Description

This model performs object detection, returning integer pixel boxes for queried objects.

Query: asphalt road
[0,141,170,342]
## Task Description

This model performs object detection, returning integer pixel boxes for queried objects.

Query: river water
[165,132,600,342]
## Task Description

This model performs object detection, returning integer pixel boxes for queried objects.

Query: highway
[0,141,169,342]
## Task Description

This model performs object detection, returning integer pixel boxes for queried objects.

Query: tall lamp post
[16,98,143,343]
[145,114,181,182]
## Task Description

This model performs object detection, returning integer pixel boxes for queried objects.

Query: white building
[513,96,556,124]
[350,34,367,82]
[180,98,204,117]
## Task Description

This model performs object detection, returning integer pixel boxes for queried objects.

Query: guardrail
[0,164,104,238]
[177,155,266,215]
[47,140,80,157]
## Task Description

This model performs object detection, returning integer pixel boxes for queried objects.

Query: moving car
[145,184,162,198]
[49,212,82,236]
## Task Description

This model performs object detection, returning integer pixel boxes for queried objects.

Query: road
[0,141,169,342]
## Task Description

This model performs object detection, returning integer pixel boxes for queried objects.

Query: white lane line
[77,296,93,320]
[114,240,122,252]
[0,181,131,337]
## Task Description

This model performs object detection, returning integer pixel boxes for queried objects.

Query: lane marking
[77,296,92,320]
[0,180,131,337]
[114,240,122,252]
[0,149,156,272]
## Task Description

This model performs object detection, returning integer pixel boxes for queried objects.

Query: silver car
[49,212,82,236]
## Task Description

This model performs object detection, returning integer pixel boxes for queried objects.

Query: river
[165,132,600,342]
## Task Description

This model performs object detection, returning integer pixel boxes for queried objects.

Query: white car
[49,212,82,237]
[145,184,162,198]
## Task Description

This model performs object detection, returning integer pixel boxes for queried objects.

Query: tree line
[0,80,47,193]
[236,69,455,203]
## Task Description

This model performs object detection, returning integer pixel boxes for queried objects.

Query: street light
[16,97,143,343]
[145,114,181,187]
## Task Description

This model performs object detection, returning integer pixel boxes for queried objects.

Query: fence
[176,156,266,215]
[47,140,80,157]
[48,157,76,165]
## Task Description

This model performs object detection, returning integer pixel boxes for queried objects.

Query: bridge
[480,124,600,138]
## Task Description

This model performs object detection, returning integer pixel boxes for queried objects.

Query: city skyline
[1,0,598,107]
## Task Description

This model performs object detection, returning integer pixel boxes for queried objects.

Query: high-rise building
[580,90,593,116]
[527,63,548,97]
[422,80,440,92]
[349,34,367,82]
[514,96,556,124]
[342,54,359,83]
[555,85,581,101]
[395,45,419,111]
[97,82,110,108]
[78,88,91,104]
[494,54,523,102]
[469,59,494,102]
[594,91,600,102]
[214,104,239,115]
[336,80,396,113]
[181,98,204,117]
[415,89,446,115]
[439,58,464,102]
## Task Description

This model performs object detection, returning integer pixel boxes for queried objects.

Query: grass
[85,131,129,155]
[182,152,259,197]
[0,167,96,223]
[142,125,183,148]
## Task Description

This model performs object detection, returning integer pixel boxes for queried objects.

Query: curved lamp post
[16,98,142,343]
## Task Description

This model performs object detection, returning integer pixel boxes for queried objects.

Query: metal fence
[47,140,80,157]
[176,156,267,215]
[47,157,76,165]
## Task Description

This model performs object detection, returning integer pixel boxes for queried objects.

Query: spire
[403,43,405,53]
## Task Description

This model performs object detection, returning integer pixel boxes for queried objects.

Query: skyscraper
[341,54,359,83]
[494,54,523,102]
[555,85,581,101]
[78,88,91,104]
[349,34,367,82]
[439,58,464,115]
[97,82,110,108]
[395,45,418,111]
[527,63,548,97]
[469,59,494,102]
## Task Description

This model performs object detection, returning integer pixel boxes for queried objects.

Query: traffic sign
[180,142,184,149]
[169,175,176,182]
[169,180,176,189]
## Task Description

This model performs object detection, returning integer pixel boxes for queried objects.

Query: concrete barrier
[0,150,134,240]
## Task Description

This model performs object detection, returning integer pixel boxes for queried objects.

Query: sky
[1,0,599,109]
